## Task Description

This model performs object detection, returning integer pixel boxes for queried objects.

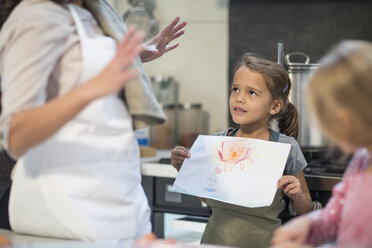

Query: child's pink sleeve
[305,179,348,246]
[305,150,367,246]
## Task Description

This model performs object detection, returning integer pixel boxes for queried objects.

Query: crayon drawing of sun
[214,139,257,173]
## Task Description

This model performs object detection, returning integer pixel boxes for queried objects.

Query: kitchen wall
[108,0,230,134]
[229,0,372,65]
[228,0,372,126]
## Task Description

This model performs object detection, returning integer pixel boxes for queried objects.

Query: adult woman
[0,0,186,241]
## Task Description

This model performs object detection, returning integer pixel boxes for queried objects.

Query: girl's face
[229,66,281,128]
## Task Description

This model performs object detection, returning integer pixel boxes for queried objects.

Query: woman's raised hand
[6,28,146,157]
[84,27,145,100]
[140,17,187,63]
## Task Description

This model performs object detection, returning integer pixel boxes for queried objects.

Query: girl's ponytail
[278,102,299,139]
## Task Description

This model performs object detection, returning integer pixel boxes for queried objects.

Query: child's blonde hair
[235,54,298,139]
[308,40,372,147]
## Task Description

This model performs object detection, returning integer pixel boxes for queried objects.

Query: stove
[301,147,350,209]
[303,147,349,177]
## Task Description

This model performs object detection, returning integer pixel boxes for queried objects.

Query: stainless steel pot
[278,43,327,147]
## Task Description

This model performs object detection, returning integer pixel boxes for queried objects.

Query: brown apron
[201,129,285,248]
[201,190,284,248]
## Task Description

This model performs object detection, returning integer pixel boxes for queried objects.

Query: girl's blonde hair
[307,40,372,147]
[235,54,298,139]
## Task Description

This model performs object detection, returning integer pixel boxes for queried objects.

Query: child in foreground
[271,40,372,248]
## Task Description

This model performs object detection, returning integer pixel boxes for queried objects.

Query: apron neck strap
[68,4,88,37]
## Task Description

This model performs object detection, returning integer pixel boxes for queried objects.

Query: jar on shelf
[151,104,177,149]
[177,103,204,148]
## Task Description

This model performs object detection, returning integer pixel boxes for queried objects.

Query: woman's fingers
[85,28,147,99]
[118,67,138,84]
[171,30,185,41]
[161,17,186,45]
[164,43,179,53]
[162,17,180,36]
[170,22,187,38]
[116,26,137,56]
[116,28,145,68]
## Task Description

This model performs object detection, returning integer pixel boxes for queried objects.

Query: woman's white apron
[8,4,151,241]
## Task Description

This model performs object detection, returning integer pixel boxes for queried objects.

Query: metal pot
[278,43,327,147]
[177,103,204,148]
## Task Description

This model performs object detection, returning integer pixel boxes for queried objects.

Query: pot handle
[286,52,310,64]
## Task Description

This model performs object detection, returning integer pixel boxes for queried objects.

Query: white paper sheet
[172,135,291,208]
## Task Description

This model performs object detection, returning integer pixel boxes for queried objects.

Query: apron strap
[68,4,88,38]
[269,129,280,142]
[228,127,280,142]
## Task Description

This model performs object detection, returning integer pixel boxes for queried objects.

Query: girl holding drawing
[171,54,312,248]
[271,40,372,248]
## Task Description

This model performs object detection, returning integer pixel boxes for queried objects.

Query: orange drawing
[205,139,257,192]
[215,139,256,173]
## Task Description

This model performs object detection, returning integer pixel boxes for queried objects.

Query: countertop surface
[0,229,225,248]
[141,149,178,178]
[0,229,138,248]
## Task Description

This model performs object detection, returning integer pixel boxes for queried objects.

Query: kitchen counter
[0,229,137,248]
[0,229,227,248]
[141,149,177,178]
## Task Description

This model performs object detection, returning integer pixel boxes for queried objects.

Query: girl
[271,40,372,248]
[171,54,312,248]
[0,0,185,241]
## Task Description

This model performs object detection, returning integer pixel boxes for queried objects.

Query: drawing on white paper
[205,174,217,192]
[205,139,258,192]
[216,139,256,172]
[173,135,291,207]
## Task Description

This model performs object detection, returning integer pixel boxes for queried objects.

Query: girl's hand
[83,27,145,100]
[171,146,190,171]
[277,175,305,201]
[140,17,187,63]
[271,216,313,245]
